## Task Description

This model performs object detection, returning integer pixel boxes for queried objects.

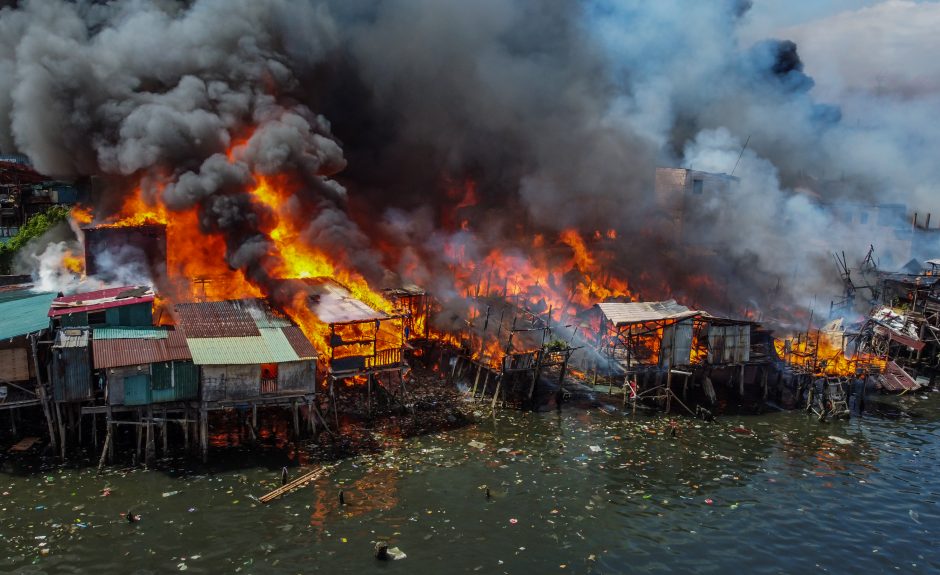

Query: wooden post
[55,401,67,460]
[96,426,112,476]
[30,333,58,454]
[292,400,300,439]
[106,404,114,462]
[199,404,209,463]
[145,405,155,466]
[470,363,483,398]
[135,409,143,464]
[161,407,168,456]
[252,404,258,431]
[183,404,190,453]
[367,374,373,420]
[665,370,673,414]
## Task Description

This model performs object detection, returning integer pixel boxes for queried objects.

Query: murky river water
[2,394,938,574]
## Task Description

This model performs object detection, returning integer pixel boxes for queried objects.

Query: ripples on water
[1,394,938,574]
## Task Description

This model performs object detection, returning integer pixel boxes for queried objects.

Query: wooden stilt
[96,426,112,476]
[199,404,209,463]
[161,407,168,456]
[30,334,58,454]
[55,401,66,459]
[330,380,339,432]
[292,400,300,439]
[490,375,503,411]
[106,404,114,462]
[145,405,155,466]
[470,363,483,398]
[665,370,673,414]
[135,409,143,465]
[183,405,190,452]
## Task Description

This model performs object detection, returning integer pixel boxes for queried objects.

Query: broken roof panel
[49,285,154,318]
[596,300,704,326]
[55,328,89,348]
[280,278,388,324]
[92,328,192,369]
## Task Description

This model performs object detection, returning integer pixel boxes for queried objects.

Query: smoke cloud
[1,0,938,328]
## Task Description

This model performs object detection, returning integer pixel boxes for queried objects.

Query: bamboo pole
[259,465,332,504]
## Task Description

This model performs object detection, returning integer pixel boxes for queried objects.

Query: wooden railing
[260,378,278,394]
[365,348,402,370]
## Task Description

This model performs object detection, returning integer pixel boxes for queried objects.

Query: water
[2,394,938,574]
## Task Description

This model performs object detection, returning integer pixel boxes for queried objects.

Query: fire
[70,205,93,226]
[249,175,392,315]
[774,331,886,376]
[62,250,84,274]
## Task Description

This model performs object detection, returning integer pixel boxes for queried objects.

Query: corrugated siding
[661,319,694,367]
[278,360,316,392]
[105,365,144,405]
[104,302,153,327]
[94,327,168,340]
[52,346,92,402]
[124,373,151,405]
[150,360,199,403]
[0,291,55,339]
[707,325,751,364]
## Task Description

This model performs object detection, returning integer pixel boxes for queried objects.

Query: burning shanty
[1,0,937,473]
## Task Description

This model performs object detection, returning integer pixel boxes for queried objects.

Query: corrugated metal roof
[278,277,388,323]
[92,328,191,369]
[596,300,704,326]
[175,299,262,338]
[94,326,168,340]
[55,328,90,348]
[49,285,154,317]
[0,290,55,339]
[282,325,317,359]
[186,329,304,365]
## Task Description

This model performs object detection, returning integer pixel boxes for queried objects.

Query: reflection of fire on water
[308,468,399,532]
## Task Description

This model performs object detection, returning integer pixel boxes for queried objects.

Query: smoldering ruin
[1,0,940,468]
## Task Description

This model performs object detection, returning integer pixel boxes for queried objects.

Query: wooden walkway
[259,465,332,504]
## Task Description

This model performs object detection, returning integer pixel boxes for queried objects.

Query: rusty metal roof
[49,285,154,318]
[175,299,262,338]
[282,325,317,359]
[596,300,704,326]
[92,328,192,369]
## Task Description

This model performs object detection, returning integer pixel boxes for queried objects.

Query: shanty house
[49,285,155,329]
[0,286,55,412]
[277,278,404,382]
[593,300,753,369]
[48,286,156,403]
[175,299,317,403]
[92,327,198,406]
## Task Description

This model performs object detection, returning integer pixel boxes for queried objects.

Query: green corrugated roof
[93,326,168,340]
[186,328,302,365]
[0,290,55,339]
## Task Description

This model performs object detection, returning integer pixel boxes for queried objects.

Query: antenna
[730,135,751,177]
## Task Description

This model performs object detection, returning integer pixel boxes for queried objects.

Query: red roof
[92,328,192,369]
[49,286,154,318]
